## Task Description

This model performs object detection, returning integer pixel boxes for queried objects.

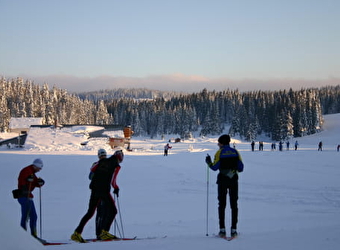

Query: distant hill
[77,88,183,101]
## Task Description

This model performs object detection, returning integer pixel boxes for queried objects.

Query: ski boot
[99,230,118,240]
[218,228,226,237]
[71,231,86,243]
[230,228,238,238]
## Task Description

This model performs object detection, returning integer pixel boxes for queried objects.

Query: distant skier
[286,141,290,150]
[318,141,323,151]
[279,141,283,151]
[16,158,45,238]
[259,141,264,151]
[71,150,123,243]
[337,145,340,152]
[251,141,255,151]
[164,143,172,156]
[295,141,299,150]
[205,134,244,238]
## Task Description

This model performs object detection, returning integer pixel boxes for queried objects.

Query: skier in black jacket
[71,150,124,243]
[206,135,244,238]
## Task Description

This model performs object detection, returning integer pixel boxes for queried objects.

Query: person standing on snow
[71,149,123,243]
[164,143,172,156]
[251,141,255,151]
[88,149,120,240]
[205,135,244,238]
[17,158,45,238]
[279,141,283,151]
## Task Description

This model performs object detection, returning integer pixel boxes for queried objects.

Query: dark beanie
[218,134,231,145]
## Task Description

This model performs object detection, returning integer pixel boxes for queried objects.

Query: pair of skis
[38,236,166,246]
[38,234,236,245]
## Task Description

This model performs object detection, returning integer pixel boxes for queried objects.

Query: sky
[1,0,339,92]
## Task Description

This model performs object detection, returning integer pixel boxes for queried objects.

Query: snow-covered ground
[1,114,340,250]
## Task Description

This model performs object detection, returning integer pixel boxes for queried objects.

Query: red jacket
[17,165,42,198]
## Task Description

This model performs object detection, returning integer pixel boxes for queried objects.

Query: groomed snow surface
[1,114,340,250]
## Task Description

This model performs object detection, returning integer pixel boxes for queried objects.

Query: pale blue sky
[1,0,339,92]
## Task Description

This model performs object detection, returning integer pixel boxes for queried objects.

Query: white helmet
[97,148,107,157]
[33,158,43,169]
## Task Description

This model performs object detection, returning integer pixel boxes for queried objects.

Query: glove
[205,154,212,165]
[37,178,45,186]
[27,175,34,182]
[113,188,120,197]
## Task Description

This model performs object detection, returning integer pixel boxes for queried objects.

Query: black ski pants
[75,190,117,234]
[96,201,106,237]
[217,175,238,230]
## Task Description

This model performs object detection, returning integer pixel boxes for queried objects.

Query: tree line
[0,77,111,132]
[1,77,339,141]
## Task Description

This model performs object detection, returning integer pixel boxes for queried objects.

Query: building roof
[9,117,43,129]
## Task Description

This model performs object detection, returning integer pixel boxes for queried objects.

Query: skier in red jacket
[17,158,45,238]
[71,149,123,243]
[89,149,121,239]
[164,143,172,156]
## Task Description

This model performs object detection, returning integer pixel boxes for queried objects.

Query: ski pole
[114,219,122,238]
[114,217,117,236]
[206,164,210,236]
[115,194,125,238]
[39,187,42,238]
[113,209,122,238]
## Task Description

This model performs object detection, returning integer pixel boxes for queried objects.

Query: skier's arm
[111,166,121,189]
[236,151,244,172]
[89,162,98,180]
[18,167,35,189]
[209,150,221,171]
[18,168,29,189]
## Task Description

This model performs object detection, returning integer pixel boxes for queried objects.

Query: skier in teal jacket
[206,134,244,238]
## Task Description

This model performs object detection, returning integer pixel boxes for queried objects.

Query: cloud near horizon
[3,74,340,93]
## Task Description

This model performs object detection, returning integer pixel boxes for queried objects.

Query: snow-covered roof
[9,117,43,129]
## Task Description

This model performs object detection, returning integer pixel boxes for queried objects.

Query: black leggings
[217,179,238,230]
[75,191,117,234]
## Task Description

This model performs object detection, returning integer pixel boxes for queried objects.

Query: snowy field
[1,114,340,250]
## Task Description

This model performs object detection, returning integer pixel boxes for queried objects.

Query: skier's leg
[217,182,227,229]
[101,194,117,232]
[96,200,104,238]
[18,197,28,230]
[75,192,100,234]
[28,199,38,237]
[229,181,239,230]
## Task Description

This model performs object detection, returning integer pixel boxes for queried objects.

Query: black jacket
[89,155,118,193]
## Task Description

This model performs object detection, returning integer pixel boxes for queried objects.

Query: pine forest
[1,77,339,141]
